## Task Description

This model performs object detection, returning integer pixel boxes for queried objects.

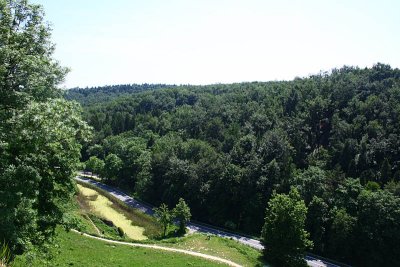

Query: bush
[117,227,125,237]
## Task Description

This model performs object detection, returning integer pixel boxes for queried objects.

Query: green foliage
[173,198,192,234]
[354,189,400,267]
[261,188,312,267]
[293,166,328,204]
[67,63,400,265]
[306,196,328,254]
[154,204,173,238]
[384,180,400,196]
[0,0,68,113]
[85,156,105,175]
[103,153,123,181]
[88,215,123,240]
[365,181,380,191]
[326,208,356,260]
[380,158,392,184]
[0,0,90,256]
[117,227,125,237]
[0,99,91,255]
[0,241,11,266]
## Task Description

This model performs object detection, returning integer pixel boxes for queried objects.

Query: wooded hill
[66,64,400,266]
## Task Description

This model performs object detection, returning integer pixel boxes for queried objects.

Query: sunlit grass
[158,233,265,267]
[76,180,163,238]
[77,184,147,240]
[13,229,225,267]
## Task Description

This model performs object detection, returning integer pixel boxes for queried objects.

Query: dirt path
[71,229,242,267]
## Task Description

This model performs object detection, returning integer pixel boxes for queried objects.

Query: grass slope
[77,184,146,240]
[13,229,225,267]
[158,234,264,267]
[76,180,162,238]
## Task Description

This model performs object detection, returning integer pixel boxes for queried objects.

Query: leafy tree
[173,198,191,234]
[0,0,67,113]
[293,166,328,204]
[261,188,313,267]
[87,144,104,158]
[0,100,91,255]
[384,180,400,196]
[154,203,173,237]
[134,150,152,197]
[103,153,123,182]
[380,158,392,184]
[354,189,400,267]
[326,208,356,261]
[364,181,380,191]
[85,156,105,175]
[306,196,329,254]
[0,0,90,256]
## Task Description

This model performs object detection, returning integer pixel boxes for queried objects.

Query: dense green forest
[66,64,400,266]
[65,84,173,107]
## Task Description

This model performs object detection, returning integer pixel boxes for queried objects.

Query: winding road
[75,175,344,267]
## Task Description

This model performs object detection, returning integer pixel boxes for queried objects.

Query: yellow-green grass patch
[77,184,147,240]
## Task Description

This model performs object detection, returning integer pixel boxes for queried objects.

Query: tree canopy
[261,188,312,267]
[0,0,90,256]
[173,198,191,234]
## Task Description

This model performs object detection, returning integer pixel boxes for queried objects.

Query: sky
[33,0,400,88]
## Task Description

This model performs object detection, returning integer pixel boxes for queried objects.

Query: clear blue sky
[33,0,400,88]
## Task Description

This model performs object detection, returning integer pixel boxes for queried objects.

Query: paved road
[75,175,344,267]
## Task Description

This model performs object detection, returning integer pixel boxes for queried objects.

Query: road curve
[75,175,344,267]
[71,229,242,267]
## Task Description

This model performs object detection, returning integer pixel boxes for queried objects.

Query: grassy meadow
[157,234,264,267]
[13,229,225,267]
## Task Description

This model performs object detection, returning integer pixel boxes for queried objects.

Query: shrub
[117,227,125,237]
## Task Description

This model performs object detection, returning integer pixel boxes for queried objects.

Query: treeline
[68,64,400,266]
[65,84,174,107]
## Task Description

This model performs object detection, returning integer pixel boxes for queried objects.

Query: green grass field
[13,229,225,267]
[157,233,265,267]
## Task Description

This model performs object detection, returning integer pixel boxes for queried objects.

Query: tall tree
[103,153,122,182]
[154,203,173,237]
[0,0,67,113]
[0,0,90,256]
[85,156,105,175]
[173,198,191,234]
[261,188,313,267]
[0,99,90,255]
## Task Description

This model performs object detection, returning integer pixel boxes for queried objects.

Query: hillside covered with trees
[66,64,400,266]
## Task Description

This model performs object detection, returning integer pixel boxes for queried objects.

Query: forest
[66,64,400,267]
